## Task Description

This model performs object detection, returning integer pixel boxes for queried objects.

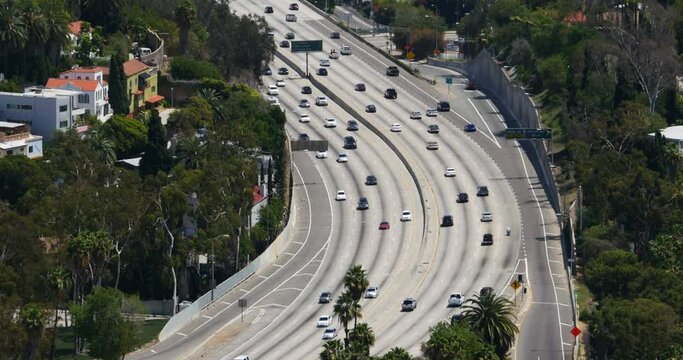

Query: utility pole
[210,237,215,301]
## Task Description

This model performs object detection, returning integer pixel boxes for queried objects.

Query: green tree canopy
[108,50,129,115]
[421,321,498,360]
[101,114,147,158]
[461,294,518,358]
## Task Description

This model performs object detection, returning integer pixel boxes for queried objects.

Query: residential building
[0,88,84,142]
[0,121,43,159]
[650,126,683,154]
[103,59,164,114]
[65,21,95,57]
[46,67,112,122]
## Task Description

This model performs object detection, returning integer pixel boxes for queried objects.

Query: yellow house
[121,59,164,114]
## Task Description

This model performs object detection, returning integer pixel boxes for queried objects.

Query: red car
[379,221,390,230]
[465,81,477,91]
[289,3,299,10]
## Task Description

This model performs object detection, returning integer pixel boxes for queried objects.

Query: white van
[139,47,152,56]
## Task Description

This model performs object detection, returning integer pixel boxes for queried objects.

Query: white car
[299,99,310,108]
[267,85,279,96]
[276,79,285,87]
[299,113,311,123]
[316,150,328,159]
[320,58,331,67]
[337,153,348,163]
[365,286,379,298]
[400,210,412,222]
[269,97,280,106]
[322,328,337,340]
[410,111,422,119]
[335,190,347,201]
[317,315,332,327]
[324,118,337,128]
[448,293,464,307]
[390,123,402,132]
[316,96,328,106]
[444,168,456,177]
[480,211,493,222]
[234,356,250,360]
[340,45,352,55]
[426,108,438,117]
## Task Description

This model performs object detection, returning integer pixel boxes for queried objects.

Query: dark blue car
[464,123,477,132]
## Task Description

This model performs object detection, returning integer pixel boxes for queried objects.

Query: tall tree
[348,323,375,357]
[48,267,71,360]
[175,0,196,56]
[320,339,347,360]
[20,303,48,360]
[139,109,170,177]
[71,287,142,360]
[39,0,71,65]
[343,264,369,303]
[333,291,355,348]
[88,128,117,165]
[461,293,519,358]
[81,0,126,33]
[380,347,414,360]
[108,50,129,115]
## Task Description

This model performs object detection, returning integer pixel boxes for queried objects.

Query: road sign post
[510,280,521,305]
[238,298,247,322]
[291,40,323,77]
[446,76,453,94]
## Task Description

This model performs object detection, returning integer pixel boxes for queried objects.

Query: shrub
[171,57,222,80]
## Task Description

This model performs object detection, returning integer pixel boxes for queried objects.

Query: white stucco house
[46,67,112,122]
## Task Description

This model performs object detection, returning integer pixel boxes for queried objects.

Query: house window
[59,120,68,128]
[6,150,13,155]
[59,105,68,112]
[78,94,89,103]
[77,76,81,79]
[28,146,33,153]
[152,85,156,92]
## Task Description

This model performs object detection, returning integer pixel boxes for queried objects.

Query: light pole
[170,87,174,108]
[432,6,438,56]
[210,236,215,300]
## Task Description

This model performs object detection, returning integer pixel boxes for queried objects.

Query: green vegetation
[170,57,222,80]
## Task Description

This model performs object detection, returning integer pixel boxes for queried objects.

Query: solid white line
[532,302,569,307]
[556,287,567,291]
[202,315,213,319]
[284,252,296,256]
[176,332,187,337]
[561,322,573,327]
[274,287,304,292]
[220,301,230,305]
[252,303,288,310]
[515,142,566,360]
[239,289,249,293]
[271,263,284,268]
[486,98,507,125]
[150,349,157,354]
[294,272,315,277]
[549,259,563,264]
[467,97,501,148]
[258,275,268,279]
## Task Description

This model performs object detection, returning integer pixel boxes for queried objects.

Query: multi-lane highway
[134,1,573,359]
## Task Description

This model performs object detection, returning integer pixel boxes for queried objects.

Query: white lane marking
[467,97,501,148]
[294,272,315,277]
[532,302,569,307]
[561,322,573,327]
[555,287,567,291]
[150,349,157,354]
[486,98,506,125]
[176,332,187,337]
[310,259,322,263]
[274,287,304,292]
[549,259,563,264]
[252,303,288,310]
[271,263,284,268]
[515,142,566,360]
[202,315,213,319]
[220,301,230,305]
[293,241,304,245]
[239,289,249,293]
[284,252,296,256]
[252,309,266,324]
[547,246,562,250]
[258,275,268,279]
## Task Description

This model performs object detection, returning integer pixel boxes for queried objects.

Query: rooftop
[0,121,24,128]
[653,126,683,141]
[46,78,104,92]
[123,59,150,76]
[60,66,108,75]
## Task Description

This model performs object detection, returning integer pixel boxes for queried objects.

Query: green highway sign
[506,128,552,140]
[291,40,323,53]
[445,77,453,84]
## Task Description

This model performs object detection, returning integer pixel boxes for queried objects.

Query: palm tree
[89,129,117,165]
[179,136,204,169]
[39,0,71,65]
[198,88,227,122]
[20,303,47,360]
[343,264,369,302]
[380,347,413,360]
[175,0,196,56]
[348,322,375,356]
[48,266,71,360]
[320,339,347,360]
[333,291,354,348]
[461,293,519,358]
[0,2,28,75]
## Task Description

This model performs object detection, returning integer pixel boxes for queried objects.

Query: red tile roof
[123,59,150,76]
[69,21,92,35]
[145,95,165,104]
[45,78,102,92]
[564,10,587,24]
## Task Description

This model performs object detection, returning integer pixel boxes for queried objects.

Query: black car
[355,83,366,91]
[289,3,299,10]
[477,186,489,197]
[386,66,400,76]
[465,81,477,90]
[451,313,464,325]
[357,197,369,210]
[384,88,397,99]
[330,32,340,39]
[365,104,376,113]
[365,175,377,185]
[480,287,494,296]
[317,68,328,76]
[482,233,493,246]
[437,101,450,112]
[285,32,295,39]
[301,86,312,94]
[262,67,272,75]
[298,133,309,141]
[441,215,454,227]
[343,136,357,149]
[319,291,332,303]
[278,67,289,75]
[347,120,359,131]
[427,124,440,134]
[264,5,274,13]
[456,192,469,203]
[280,40,290,48]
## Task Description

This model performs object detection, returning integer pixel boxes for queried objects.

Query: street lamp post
[210,237,215,300]
[432,6,438,57]
[170,87,174,108]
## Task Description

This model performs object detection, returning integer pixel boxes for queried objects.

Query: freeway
[222,1,534,358]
